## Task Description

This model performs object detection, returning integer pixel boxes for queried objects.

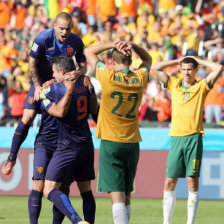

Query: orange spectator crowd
[0,0,224,127]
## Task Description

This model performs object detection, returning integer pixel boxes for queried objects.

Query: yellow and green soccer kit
[94,60,149,192]
[165,76,210,177]
[94,60,149,143]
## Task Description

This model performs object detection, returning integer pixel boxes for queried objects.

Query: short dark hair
[56,12,72,23]
[51,54,76,72]
[111,49,132,66]
[180,57,198,69]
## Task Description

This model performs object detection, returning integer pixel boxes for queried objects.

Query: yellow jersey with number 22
[94,60,149,143]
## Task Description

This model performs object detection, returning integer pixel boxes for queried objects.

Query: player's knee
[43,186,50,198]
[43,181,52,198]
[164,178,177,191]
[32,180,44,192]
[77,181,91,194]
[187,176,199,192]
[22,109,37,125]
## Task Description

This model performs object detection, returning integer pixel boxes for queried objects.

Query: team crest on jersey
[191,84,198,90]
[67,47,74,56]
[40,87,51,99]
[29,97,34,104]
[37,166,44,174]
[43,99,50,107]
[31,43,39,52]
[98,62,106,70]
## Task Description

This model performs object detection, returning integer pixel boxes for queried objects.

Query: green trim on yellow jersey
[164,76,169,88]
[93,60,101,77]
[95,63,149,143]
[180,80,190,90]
[117,69,133,74]
[205,79,211,90]
[168,76,210,137]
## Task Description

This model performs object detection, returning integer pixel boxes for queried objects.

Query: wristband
[89,87,95,95]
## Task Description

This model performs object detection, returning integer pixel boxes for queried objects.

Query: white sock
[163,191,176,224]
[187,191,199,224]
[112,203,129,224]
[126,204,131,221]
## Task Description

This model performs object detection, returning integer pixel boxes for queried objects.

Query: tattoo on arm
[29,58,40,87]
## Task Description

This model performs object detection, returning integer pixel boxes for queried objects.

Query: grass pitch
[0,196,222,223]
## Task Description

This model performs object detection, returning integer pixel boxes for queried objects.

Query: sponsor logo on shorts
[67,47,74,56]
[166,167,168,173]
[37,166,44,174]
[29,97,34,104]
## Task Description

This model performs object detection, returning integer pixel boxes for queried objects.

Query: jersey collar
[180,79,197,90]
[118,69,132,75]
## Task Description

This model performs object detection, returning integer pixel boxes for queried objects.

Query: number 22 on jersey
[111,91,138,119]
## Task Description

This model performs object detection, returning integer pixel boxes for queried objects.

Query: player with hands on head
[84,41,152,224]
[1,12,87,175]
[151,56,223,224]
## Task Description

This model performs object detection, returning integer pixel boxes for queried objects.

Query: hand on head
[64,79,75,90]
[115,41,132,56]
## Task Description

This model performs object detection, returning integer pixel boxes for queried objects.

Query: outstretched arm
[151,59,180,84]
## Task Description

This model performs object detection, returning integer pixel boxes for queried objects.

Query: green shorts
[98,140,139,194]
[166,133,203,178]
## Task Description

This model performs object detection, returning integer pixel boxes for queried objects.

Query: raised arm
[194,57,223,88]
[29,56,42,101]
[151,59,180,84]
[130,42,152,70]
[47,81,74,118]
[204,38,223,50]
[84,42,116,71]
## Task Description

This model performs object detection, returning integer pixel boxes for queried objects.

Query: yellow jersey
[94,61,149,143]
[167,76,210,137]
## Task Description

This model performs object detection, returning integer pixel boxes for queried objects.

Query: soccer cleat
[77,221,90,224]
[1,156,16,175]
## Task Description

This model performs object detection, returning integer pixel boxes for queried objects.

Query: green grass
[0,196,223,223]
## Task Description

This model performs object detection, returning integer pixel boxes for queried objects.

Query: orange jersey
[0,2,13,29]
[154,97,171,121]
[97,0,116,22]
[14,7,27,29]
[119,0,137,17]
[204,77,224,106]
[0,44,16,70]
[87,0,96,15]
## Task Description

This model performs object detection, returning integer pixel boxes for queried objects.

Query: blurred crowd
[0,0,224,127]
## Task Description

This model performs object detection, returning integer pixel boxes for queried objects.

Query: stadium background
[0,127,223,200]
[0,0,224,204]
